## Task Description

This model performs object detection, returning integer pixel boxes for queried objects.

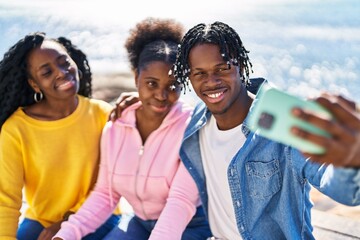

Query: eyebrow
[36,54,67,71]
[36,63,50,71]
[191,62,228,71]
[144,76,160,81]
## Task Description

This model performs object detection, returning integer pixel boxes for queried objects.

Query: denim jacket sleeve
[291,148,360,206]
[319,167,360,205]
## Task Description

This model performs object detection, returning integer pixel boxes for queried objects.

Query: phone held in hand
[247,84,332,154]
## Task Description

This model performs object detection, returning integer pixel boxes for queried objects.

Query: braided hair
[174,21,253,92]
[0,32,92,129]
[125,17,184,74]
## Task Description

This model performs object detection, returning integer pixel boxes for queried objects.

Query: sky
[0,0,359,102]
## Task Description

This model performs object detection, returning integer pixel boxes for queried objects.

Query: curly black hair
[0,32,92,129]
[174,21,253,92]
[125,17,184,73]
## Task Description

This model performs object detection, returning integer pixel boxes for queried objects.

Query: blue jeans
[103,207,211,240]
[17,214,120,240]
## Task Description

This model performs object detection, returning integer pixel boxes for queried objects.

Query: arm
[149,162,199,240]
[295,149,360,206]
[291,93,360,204]
[108,91,139,121]
[291,93,360,167]
[0,127,24,238]
[306,162,360,206]
[53,124,121,239]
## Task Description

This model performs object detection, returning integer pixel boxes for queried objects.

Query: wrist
[62,211,74,221]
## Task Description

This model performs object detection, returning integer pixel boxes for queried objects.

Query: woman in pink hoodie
[53,17,211,240]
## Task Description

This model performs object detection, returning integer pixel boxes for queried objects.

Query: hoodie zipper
[134,145,148,219]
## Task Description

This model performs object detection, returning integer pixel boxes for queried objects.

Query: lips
[55,79,76,90]
[203,88,227,104]
[151,104,170,113]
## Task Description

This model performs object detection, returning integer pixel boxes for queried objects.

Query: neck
[46,96,79,118]
[213,87,254,130]
[25,95,79,121]
[135,107,164,143]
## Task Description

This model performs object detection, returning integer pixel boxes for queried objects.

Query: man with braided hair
[0,32,120,240]
[173,21,360,239]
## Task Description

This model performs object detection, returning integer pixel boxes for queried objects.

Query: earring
[34,91,43,102]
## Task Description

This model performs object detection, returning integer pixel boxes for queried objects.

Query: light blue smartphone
[247,84,333,154]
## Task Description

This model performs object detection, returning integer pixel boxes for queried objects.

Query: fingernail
[291,127,299,134]
[292,108,301,116]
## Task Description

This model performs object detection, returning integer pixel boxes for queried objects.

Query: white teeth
[208,92,222,98]
[59,82,70,86]
[57,80,73,88]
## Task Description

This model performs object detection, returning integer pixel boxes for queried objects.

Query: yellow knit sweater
[0,96,112,238]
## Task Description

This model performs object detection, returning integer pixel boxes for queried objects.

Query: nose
[205,72,221,86]
[155,88,168,101]
[56,66,69,79]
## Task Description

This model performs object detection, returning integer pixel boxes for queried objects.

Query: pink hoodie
[54,100,200,239]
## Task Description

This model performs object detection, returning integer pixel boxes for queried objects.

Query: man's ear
[27,78,40,92]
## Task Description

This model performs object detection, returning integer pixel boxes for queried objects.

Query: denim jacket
[179,82,360,239]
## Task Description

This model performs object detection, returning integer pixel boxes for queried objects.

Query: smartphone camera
[258,112,274,130]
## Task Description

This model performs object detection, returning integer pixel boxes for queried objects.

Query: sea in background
[1,0,359,103]
[3,0,360,230]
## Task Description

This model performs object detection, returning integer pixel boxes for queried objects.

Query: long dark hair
[0,32,92,129]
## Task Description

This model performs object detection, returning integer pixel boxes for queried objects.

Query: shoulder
[80,96,113,114]
[184,101,208,130]
[247,77,267,94]
[0,108,26,142]
[1,108,24,130]
[174,100,194,116]
[192,101,207,117]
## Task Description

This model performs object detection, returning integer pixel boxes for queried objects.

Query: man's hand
[292,93,360,168]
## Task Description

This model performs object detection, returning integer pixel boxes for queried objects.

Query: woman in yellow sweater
[0,32,119,240]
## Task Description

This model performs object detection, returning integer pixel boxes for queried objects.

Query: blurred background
[1,0,359,103]
[2,0,360,236]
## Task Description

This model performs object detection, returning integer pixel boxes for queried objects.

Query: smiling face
[26,40,80,102]
[136,61,181,120]
[188,43,244,116]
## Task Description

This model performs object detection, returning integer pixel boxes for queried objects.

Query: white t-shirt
[200,115,245,240]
